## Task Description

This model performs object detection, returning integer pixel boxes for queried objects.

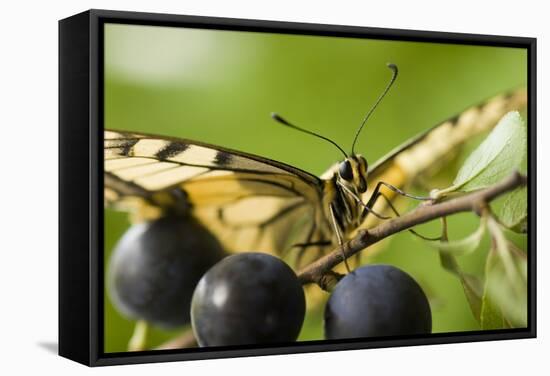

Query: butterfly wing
[104,130,332,257]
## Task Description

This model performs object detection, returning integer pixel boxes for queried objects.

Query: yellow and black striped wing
[357,88,527,232]
[104,130,331,256]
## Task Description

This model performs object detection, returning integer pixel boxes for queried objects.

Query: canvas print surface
[103,23,528,353]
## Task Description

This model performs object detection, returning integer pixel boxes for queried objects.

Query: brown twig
[297,172,527,286]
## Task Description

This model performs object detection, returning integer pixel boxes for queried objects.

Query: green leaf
[480,216,528,328]
[428,217,486,256]
[435,112,526,196]
[439,251,483,321]
[436,217,484,321]
[480,249,506,329]
[498,186,528,233]
[480,280,506,330]
[454,111,526,191]
[460,272,484,322]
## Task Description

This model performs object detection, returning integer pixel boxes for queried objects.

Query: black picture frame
[59,9,537,367]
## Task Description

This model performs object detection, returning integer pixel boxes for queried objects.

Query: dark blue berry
[191,253,305,346]
[324,264,431,339]
[108,215,226,328]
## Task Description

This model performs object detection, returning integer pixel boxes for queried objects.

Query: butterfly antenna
[350,63,399,155]
[271,112,348,158]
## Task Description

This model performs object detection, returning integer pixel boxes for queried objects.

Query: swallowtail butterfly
[104,65,527,269]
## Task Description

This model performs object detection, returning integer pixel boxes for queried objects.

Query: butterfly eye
[339,160,353,181]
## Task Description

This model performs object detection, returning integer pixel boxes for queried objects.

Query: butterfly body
[321,154,370,240]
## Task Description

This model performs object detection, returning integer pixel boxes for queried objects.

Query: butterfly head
[337,154,368,193]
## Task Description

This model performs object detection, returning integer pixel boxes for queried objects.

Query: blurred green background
[103,23,527,353]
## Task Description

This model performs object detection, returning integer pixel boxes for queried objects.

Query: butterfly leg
[337,181,391,220]
[369,181,432,202]
[329,204,351,273]
[362,180,429,220]
[371,190,441,241]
